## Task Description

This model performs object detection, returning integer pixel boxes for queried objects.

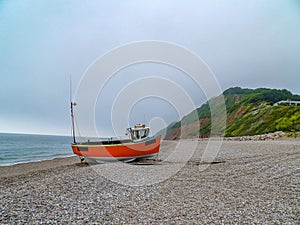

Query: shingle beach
[1,140,299,224]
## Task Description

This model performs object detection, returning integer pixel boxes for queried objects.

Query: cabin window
[131,128,149,139]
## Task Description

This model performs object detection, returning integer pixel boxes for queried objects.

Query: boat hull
[72,136,161,162]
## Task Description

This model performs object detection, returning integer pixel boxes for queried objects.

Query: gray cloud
[0,0,299,135]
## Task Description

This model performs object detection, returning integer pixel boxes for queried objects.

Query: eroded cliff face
[164,118,210,140]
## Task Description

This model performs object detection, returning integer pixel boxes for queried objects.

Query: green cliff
[165,87,300,139]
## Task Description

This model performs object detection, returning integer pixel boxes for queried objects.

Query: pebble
[1,140,299,224]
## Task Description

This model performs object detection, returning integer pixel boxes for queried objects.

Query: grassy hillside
[165,87,300,139]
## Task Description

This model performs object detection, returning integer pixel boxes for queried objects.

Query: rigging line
[74,116,82,140]
[74,116,88,143]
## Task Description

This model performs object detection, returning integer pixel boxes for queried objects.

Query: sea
[0,133,74,166]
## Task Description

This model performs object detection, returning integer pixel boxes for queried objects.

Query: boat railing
[75,136,130,144]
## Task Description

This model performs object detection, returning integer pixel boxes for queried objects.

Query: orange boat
[70,102,161,163]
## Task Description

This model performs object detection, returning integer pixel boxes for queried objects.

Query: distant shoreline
[0,156,79,178]
[0,133,73,167]
[0,154,75,167]
[1,137,299,178]
[0,132,72,138]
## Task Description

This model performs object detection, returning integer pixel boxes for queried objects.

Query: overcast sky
[1,0,300,136]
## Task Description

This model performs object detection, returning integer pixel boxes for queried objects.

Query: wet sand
[1,140,299,224]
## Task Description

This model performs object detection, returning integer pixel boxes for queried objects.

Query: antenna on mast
[70,76,77,144]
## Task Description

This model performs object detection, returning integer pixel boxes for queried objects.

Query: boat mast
[70,77,77,144]
[70,102,77,144]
